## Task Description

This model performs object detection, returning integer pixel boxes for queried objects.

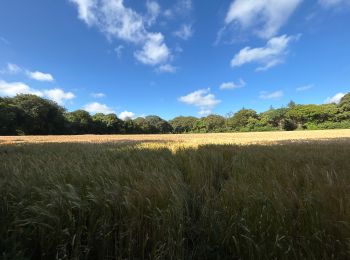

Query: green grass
[1,141,350,259]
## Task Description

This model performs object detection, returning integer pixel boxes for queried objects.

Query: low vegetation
[1,137,350,259]
[1,93,349,136]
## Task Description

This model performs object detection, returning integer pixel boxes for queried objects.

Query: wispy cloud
[91,92,106,98]
[174,24,193,40]
[231,34,299,71]
[220,79,246,90]
[0,63,22,74]
[0,36,10,45]
[114,45,124,59]
[296,84,313,92]
[225,0,303,39]
[319,0,350,8]
[156,64,177,73]
[179,88,221,116]
[259,90,284,99]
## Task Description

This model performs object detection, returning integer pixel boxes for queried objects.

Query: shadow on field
[1,138,350,259]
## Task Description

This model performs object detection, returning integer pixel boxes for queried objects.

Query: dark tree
[11,94,66,134]
[65,110,93,134]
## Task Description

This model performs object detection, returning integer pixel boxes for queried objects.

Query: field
[1,130,350,259]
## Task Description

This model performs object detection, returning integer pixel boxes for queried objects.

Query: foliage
[170,116,198,133]
[0,93,349,135]
[226,109,258,131]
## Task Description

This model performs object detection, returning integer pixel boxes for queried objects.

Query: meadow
[1,130,350,259]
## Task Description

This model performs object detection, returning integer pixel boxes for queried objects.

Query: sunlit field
[1,130,350,259]
[1,129,350,145]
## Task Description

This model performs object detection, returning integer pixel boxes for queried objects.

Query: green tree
[11,94,66,134]
[169,116,198,133]
[260,108,288,129]
[92,113,124,134]
[339,93,350,112]
[286,104,338,128]
[65,110,93,134]
[145,115,173,134]
[226,109,258,131]
[0,97,23,135]
[202,115,226,132]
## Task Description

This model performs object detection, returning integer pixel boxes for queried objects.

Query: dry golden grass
[1,129,350,145]
[1,129,350,259]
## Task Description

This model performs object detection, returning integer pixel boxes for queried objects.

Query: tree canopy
[0,93,349,135]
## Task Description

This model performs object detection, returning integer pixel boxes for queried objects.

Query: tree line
[0,93,349,135]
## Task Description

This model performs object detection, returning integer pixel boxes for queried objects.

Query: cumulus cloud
[174,24,193,40]
[134,33,171,65]
[324,92,345,104]
[43,88,75,105]
[91,92,106,98]
[0,80,43,97]
[0,63,22,74]
[83,102,115,114]
[220,79,246,90]
[27,71,54,82]
[156,64,177,73]
[119,110,136,120]
[0,80,75,104]
[69,0,172,67]
[319,0,350,8]
[296,84,313,92]
[259,90,284,99]
[231,34,299,71]
[179,88,221,115]
[225,0,302,39]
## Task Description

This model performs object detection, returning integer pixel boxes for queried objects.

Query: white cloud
[156,64,177,73]
[324,92,345,104]
[44,88,75,105]
[69,0,172,67]
[134,33,171,65]
[170,0,192,16]
[119,110,135,120]
[0,80,43,97]
[114,45,124,58]
[0,63,22,74]
[83,102,115,114]
[319,0,350,8]
[91,92,106,98]
[296,84,313,92]
[220,79,246,90]
[225,0,302,39]
[174,24,193,40]
[0,80,75,104]
[27,71,54,82]
[179,88,221,115]
[231,34,298,71]
[259,90,284,99]
[146,0,160,25]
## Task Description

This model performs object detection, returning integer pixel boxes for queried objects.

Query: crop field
[1,130,350,259]
[1,129,350,145]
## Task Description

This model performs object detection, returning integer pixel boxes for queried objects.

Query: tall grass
[1,140,350,259]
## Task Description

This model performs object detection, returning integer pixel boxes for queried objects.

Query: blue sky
[0,0,349,120]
